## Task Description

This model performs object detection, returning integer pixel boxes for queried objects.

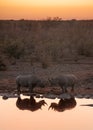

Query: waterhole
[0,93,93,130]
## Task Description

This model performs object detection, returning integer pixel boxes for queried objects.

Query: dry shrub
[2,40,24,59]
[0,19,93,66]
[0,57,7,71]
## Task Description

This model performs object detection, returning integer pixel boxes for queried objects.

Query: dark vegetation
[0,19,93,69]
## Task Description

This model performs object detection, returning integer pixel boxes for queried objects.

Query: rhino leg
[61,86,67,93]
[29,83,37,94]
[29,85,33,94]
[64,86,68,93]
[71,85,74,92]
[17,84,21,95]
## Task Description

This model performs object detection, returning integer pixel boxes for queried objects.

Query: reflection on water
[49,98,76,112]
[81,104,93,107]
[16,95,47,111]
[0,93,93,130]
[16,95,76,112]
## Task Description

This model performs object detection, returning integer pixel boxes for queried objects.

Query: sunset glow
[0,0,93,20]
[0,97,93,130]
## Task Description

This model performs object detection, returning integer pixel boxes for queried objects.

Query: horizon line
[0,18,93,21]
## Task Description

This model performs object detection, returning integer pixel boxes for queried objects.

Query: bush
[3,40,24,59]
[77,41,93,57]
[0,58,7,71]
[0,20,93,65]
[41,59,50,69]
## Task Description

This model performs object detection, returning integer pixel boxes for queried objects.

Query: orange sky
[0,0,93,20]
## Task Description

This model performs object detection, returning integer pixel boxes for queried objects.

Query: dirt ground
[0,57,93,98]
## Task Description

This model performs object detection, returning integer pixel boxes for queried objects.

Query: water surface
[0,95,93,130]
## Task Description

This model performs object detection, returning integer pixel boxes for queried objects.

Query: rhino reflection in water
[49,97,77,112]
[16,95,47,111]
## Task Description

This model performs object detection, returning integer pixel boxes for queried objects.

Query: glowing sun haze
[0,0,93,20]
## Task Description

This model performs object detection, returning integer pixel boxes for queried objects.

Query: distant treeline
[0,19,93,67]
